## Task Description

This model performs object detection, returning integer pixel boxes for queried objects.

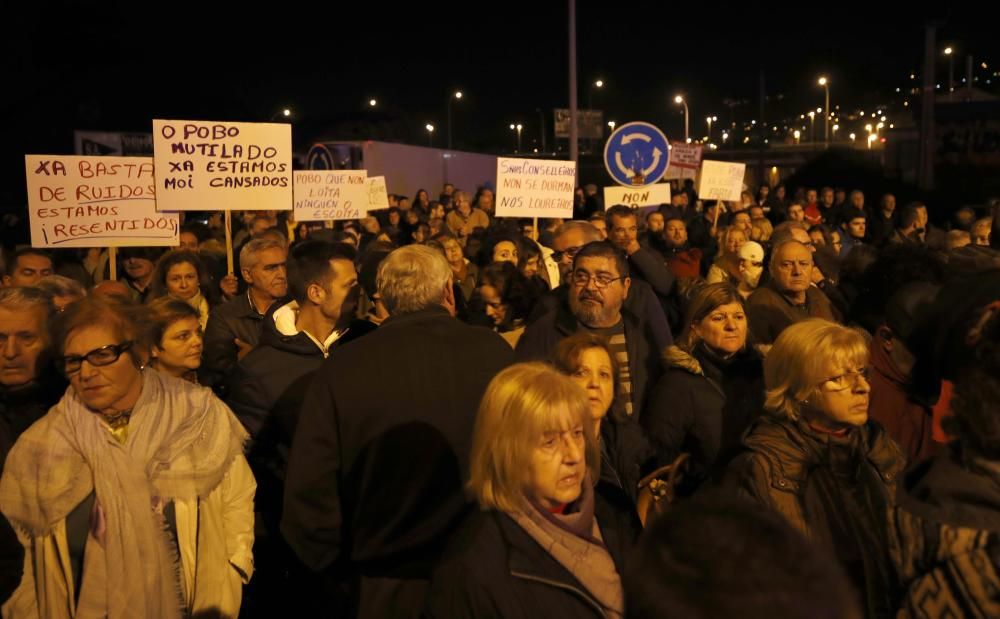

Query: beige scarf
[0,369,248,619]
[509,478,624,618]
[180,291,210,330]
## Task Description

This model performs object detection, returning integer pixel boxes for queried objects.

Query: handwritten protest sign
[603,184,671,210]
[668,143,703,170]
[495,157,576,219]
[367,175,389,211]
[293,170,368,221]
[152,119,292,211]
[697,160,746,202]
[25,155,178,248]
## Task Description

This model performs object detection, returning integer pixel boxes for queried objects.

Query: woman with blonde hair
[706,227,747,286]
[726,318,904,619]
[425,362,628,619]
[0,296,254,618]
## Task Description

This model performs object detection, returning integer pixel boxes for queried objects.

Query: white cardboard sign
[603,184,671,209]
[495,157,576,219]
[293,170,368,221]
[697,160,746,202]
[152,119,292,211]
[25,155,179,248]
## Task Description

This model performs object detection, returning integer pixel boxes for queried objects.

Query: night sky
[2,2,996,205]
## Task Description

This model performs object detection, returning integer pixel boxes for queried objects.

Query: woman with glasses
[425,363,627,618]
[0,296,254,619]
[726,318,905,619]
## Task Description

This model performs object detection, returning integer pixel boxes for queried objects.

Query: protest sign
[697,160,746,202]
[25,155,178,248]
[293,170,368,221]
[495,157,576,219]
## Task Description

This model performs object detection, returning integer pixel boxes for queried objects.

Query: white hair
[377,245,452,314]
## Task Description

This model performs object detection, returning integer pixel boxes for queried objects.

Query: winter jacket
[643,344,764,489]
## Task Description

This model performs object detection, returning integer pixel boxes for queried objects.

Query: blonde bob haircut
[763,319,869,421]
[468,362,600,513]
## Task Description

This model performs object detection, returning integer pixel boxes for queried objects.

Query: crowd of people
[0,178,999,618]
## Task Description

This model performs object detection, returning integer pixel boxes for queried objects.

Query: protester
[0,296,254,618]
[2,249,53,288]
[552,332,656,511]
[660,216,703,280]
[888,301,1000,619]
[148,249,217,329]
[282,245,513,618]
[146,297,204,382]
[727,319,904,619]
[34,274,86,310]
[517,241,667,418]
[644,284,764,490]
[735,241,765,299]
[201,238,287,390]
[425,362,628,619]
[445,191,490,245]
[746,240,840,346]
[706,227,747,286]
[117,247,161,303]
[0,287,64,602]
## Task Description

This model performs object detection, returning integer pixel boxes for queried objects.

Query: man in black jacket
[0,287,65,604]
[229,240,371,616]
[517,241,668,419]
[282,245,514,619]
[200,237,287,391]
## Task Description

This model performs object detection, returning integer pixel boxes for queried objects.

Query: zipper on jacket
[510,570,606,617]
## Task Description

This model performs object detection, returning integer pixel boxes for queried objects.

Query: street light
[270,108,292,121]
[369,99,377,107]
[832,124,839,140]
[674,95,689,142]
[447,90,463,150]
[944,46,955,96]
[793,130,801,144]
[607,120,616,131]
[808,111,816,143]
[706,115,717,141]
[425,124,435,146]
[510,123,523,152]
[849,132,856,142]
[818,76,830,146]
[867,133,877,149]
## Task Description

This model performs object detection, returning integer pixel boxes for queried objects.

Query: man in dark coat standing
[0,287,65,604]
[282,245,514,619]
[517,241,668,419]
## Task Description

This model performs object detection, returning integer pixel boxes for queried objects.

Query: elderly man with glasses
[516,241,669,420]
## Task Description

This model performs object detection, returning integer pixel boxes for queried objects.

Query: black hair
[572,241,629,279]
[286,241,356,305]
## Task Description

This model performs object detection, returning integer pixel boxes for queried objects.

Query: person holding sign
[0,296,254,619]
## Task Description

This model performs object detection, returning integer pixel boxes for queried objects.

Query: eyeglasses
[571,270,623,289]
[819,367,871,391]
[551,245,584,262]
[59,341,133,375]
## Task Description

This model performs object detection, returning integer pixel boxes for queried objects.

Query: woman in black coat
[425,363,629,619]
[643,283,764,491]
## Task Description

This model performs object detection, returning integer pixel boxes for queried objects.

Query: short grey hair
[377,245,452,315]
[35,275,86,300]
[0,286,54,324]
[240,238,286,271]
[555,221,602,244]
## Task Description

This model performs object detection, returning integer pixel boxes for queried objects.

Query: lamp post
[944,46,954,98]
[425,124,434,147]
[674,95,689,142]
[818,76,830,146]
[447,91,463,149]
[706,115,717,142]
[510,123,523,152]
